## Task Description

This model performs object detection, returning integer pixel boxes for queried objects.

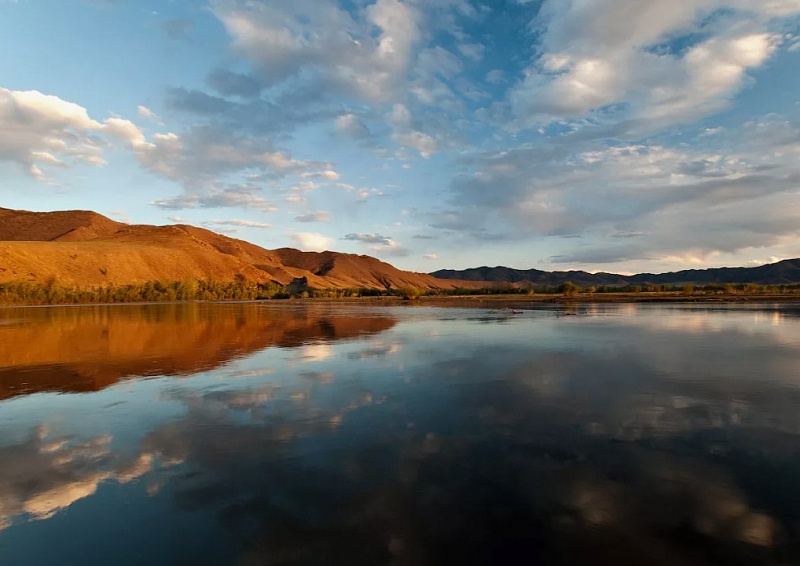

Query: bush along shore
[1,279,800,306]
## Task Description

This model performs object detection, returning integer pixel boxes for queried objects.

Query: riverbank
[412,292,800,305]
[2,277,800,307]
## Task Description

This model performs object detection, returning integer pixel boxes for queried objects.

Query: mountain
[0,207,476,290]
[431,259,800,287]
[430,266,629,287]
[625,260,800,286]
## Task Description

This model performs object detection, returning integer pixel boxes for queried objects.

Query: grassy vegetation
[0,279,430,305]
[0,279,290,305]
[430,281,800,297]
[2,278,800,306]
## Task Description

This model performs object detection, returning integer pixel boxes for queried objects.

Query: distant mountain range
[430,259,800,287]
[3,206,798,291]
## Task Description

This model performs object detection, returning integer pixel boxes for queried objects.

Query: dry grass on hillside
[0,207,483,291]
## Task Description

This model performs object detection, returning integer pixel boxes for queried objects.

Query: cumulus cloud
[0,88,145,181]
[290,231,332,252]
[211,0,421,102]
[0,89,321,211]
[510,0,796,132]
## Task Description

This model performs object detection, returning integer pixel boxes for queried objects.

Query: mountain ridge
[431,259,800,287]
[0,207,478,291]
[4,207,798,290]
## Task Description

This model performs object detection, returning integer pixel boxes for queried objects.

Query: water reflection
[1,303,800,565]
[0,303,397,399]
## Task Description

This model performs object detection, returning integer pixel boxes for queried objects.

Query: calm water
[1,301,800,565]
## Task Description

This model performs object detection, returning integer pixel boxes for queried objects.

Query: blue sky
[2,0,800,273]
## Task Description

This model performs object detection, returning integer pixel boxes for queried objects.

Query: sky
[1,0,800,274]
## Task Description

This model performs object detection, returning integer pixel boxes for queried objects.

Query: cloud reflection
[2,305,800,564]
[0,427,153,530]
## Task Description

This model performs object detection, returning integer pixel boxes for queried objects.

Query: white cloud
[338,183,384,201]
[290,231,332,252]
[341,232,410,257]
[393,131,438,158]
[212,0,420,102]
[485,69,505,84]
[341,232,395,245]
[294,211,331,223]
[389,102,439,157]
[136,104,159,121]
[152,186,279,212]
[510,0,796,131]
[457,42,485,61]
[299,169,340,180]
[0,429,153,531]
[423,253,438,260]
[0,88,137,180]
[444,116,800,265]
[130,125,334,210]
[203,219,272,229]
[389,103,412,127]
[416,46,463,80]
[334,113,372,139]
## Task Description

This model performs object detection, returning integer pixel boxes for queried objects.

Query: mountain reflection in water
[1,303,800,565]
[0,303,397,399]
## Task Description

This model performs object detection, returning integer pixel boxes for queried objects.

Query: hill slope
[0,207,475,290]
[431,259,800,287]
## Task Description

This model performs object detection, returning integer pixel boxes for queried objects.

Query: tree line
[1,278,799,306]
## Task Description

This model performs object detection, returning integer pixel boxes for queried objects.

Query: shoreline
[3,292,800,309]
[414,293,800,304]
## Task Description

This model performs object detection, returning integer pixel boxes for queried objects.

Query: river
[1,302,799,565]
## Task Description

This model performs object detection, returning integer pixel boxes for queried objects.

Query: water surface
[1,302,799,565]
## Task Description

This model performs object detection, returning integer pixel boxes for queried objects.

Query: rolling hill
[0,207,476,291]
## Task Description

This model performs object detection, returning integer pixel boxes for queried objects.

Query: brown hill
[0,207,123,242]
[271,248,462,289]
[0,207,477,290]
